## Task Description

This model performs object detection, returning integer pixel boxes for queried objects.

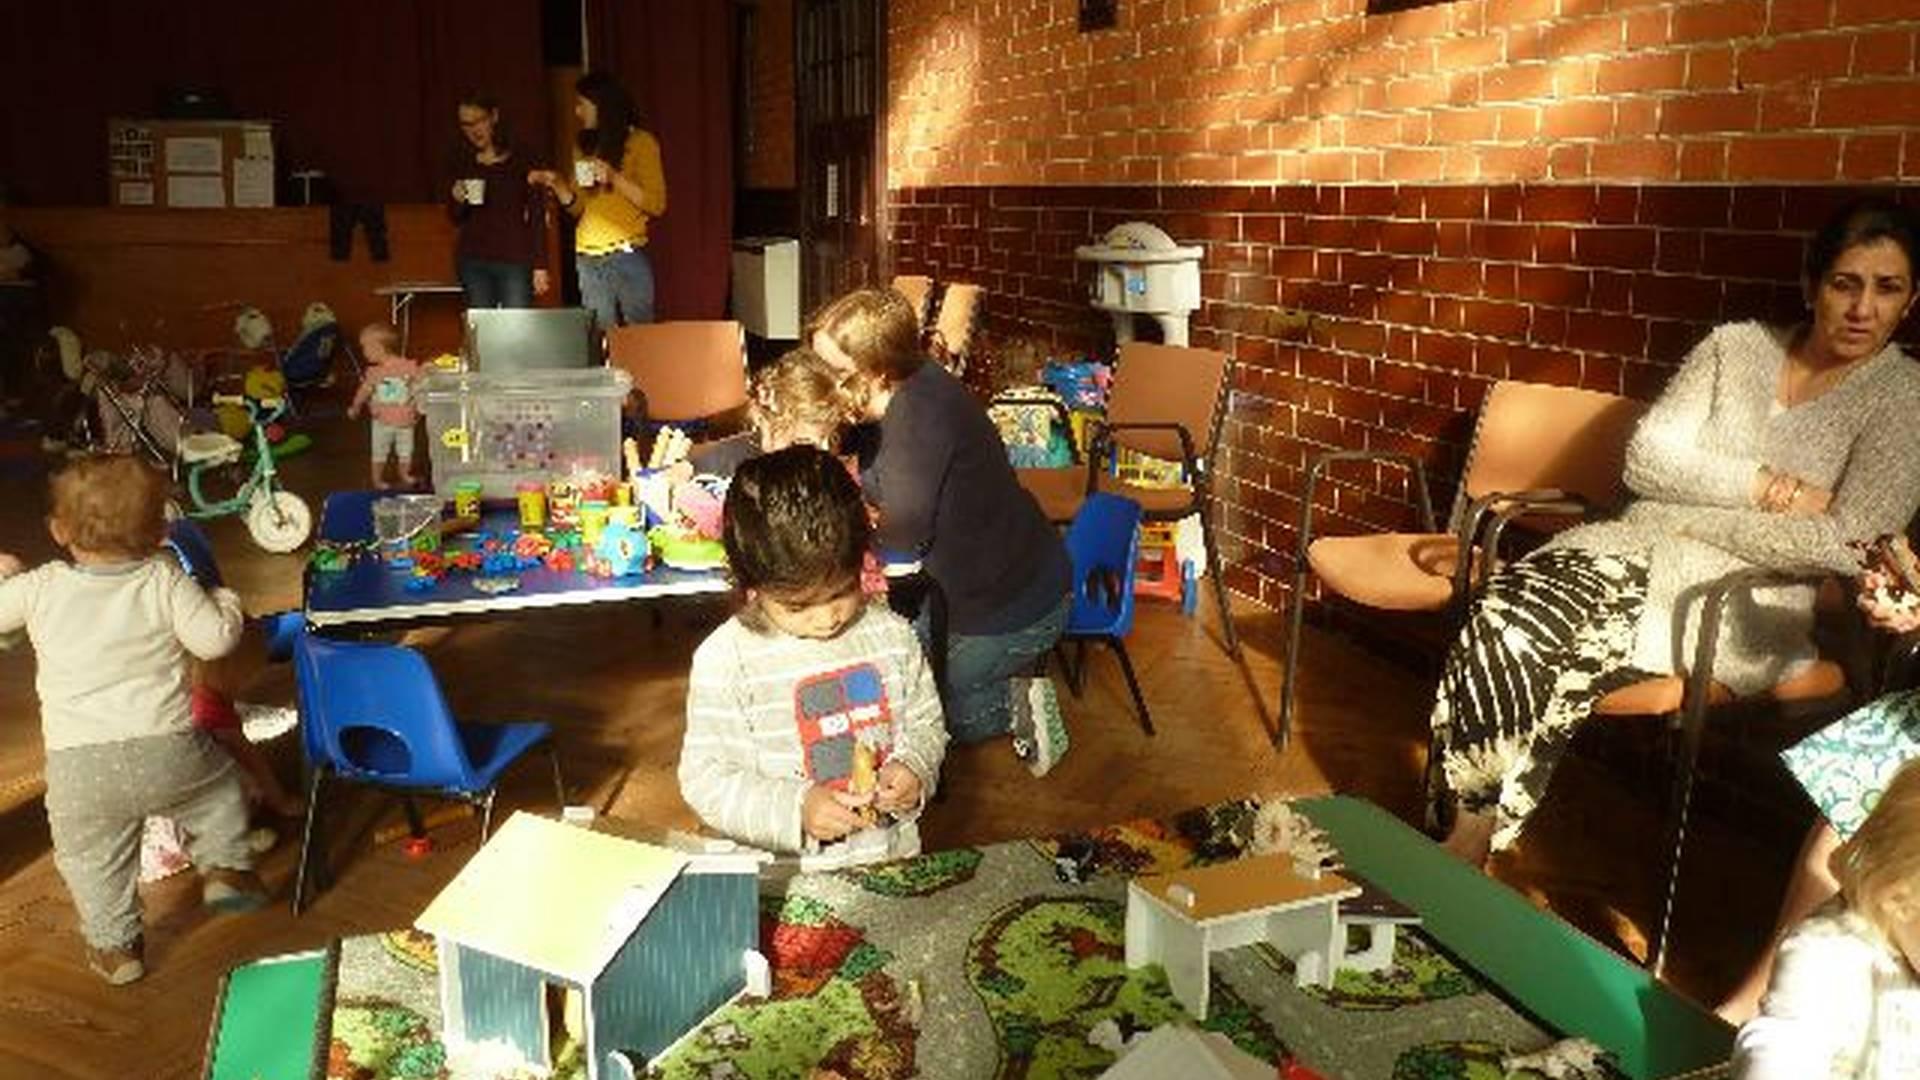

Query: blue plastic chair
[1060,493,1153,734]
[166,519,305,661]
[291,635,564,914]
[318,489,381,542]
[281,321,343,396]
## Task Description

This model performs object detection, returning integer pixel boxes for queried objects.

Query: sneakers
[1009,676,1070,778]
[203,867,272,913]
[88,940,145,986]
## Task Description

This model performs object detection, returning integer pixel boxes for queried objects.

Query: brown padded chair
[1588,571,1852,976]
[892,274,934,326]
[1015,341,1241,658]
[1281,380,1648,746]
[930,282,982,376]
[605,320,748,425]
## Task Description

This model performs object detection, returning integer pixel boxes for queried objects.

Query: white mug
[459,178,486,205]
[573,158,599,188]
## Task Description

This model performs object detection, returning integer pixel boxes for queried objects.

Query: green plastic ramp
[1299,796,1732,1079]
[202,943,337,1080]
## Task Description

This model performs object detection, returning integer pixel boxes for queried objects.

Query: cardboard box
[109,118,275,208]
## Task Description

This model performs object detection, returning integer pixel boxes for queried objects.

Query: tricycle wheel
[247,490,312,553]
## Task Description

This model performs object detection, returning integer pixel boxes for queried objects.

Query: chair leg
[1193,499,1241,660]
[1068,640,1089,696]
[548,741,567,810]
[1649,697,1709,976]
[479,789,497,842]
[401,796,426,840]
[292,767,328,916]
[1108,638,1154,736]
[1278,559,1313,750]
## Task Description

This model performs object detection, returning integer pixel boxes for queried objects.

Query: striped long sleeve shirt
[678,604,947,858]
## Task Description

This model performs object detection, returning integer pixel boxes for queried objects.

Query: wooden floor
[0,405,1786,1078]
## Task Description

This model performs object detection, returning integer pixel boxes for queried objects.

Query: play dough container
[452,480,483,519]
[516,482,547,528]
[580,500,610,547]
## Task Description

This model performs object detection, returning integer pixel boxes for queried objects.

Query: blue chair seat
[459,722,555,789]
[1060,493,1153,734]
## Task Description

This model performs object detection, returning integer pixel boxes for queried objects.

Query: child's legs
[369,421,403,483]
[939,593,1070,744]
[151,733,255,873]
[44,745,152,950]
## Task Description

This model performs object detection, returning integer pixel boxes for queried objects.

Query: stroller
[69,342,199,466]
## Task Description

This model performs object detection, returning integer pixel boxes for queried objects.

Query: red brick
[1768,0,1834,34]
[1495,106,1542,142]
[1687,47,1738,90]
[1729,136,1844,181]
[1461,299,1531,339]
[1532,307,1569,345]
[1843,134,1905,179]
[1739,35,1855,84]
[1431,108,1500,143]
[1471,222,1536,260]
[1759,83,1818,130]
[1670,1,1767,44]
[1338,252,1396,287]
[1577,227,1659,271]
[1580,354,1625,394]
[1625,8,1672,49]
[1519,184,1599,222]
[1566,312,1650,357]
[1550,144,1591,180]
[1731,186,1786,230]
[1432,297,1466,332]
[1537,225,1576,263]
[1592,140,1680,180]
[1380,290,1433,326]
[1542,100,1616,139]
[1437,221,1473,257]
[1616,96,1661,138]
[1415,332,1475,371]
[1385,148,1447,182]
[1678,139,1730,181]
[1480,64,1555,103]
[1506,345,1584,386]
[1472,339,1511,378]
[1328,320,1390,357]
[1422,259,1484,295]
[1631,273,1726,319]
[1596,53,1691,94]
[1660,92,1761,134]
[1854,29,1917,76]
[1484,0,1557,24]
[1516,266,1592,305]
[1702,229,1808,280]
[1592,270,1634,311]
[1835,0,1913,26]
[1482,264,1519,299]
[1270,246,1317,279]
[1815,80,1920,128]
[1487,186,1523,221]
[1656,230,1713,275]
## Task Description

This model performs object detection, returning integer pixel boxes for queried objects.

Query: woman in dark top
[812,288,1073,752]
[448,93,547,309]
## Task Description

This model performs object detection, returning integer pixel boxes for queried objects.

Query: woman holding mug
[448,92,548,309]
[528,71,666,327]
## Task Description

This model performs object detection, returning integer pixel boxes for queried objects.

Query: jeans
[577,246,656,328]
[458,258,534,309]
[932,591,1071,744]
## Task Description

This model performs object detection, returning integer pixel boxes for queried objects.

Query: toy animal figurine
[593,519,650,578]
[1501,1039,1611,1080]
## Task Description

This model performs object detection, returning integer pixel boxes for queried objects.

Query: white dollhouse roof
[417,811,715,984]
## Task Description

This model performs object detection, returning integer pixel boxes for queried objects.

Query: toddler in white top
[1737,758,1920,1078]
[0,456,269,986]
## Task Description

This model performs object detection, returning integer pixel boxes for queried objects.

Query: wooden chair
[1282,381,1647,747]
[605,320,748,428]
[1015,341,1241,658]
[891,274,934,326]
[929,282,982,376]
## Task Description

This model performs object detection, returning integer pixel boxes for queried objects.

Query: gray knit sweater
[1542,321,1920,694]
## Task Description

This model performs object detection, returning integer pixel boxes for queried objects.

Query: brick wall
[745,0,797,190]
[883,0,1920,610]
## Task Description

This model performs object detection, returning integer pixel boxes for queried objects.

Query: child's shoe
[88,939,145,986]
[1009,676,1070,778]
[245,826,280,855]
[203,867,271,913]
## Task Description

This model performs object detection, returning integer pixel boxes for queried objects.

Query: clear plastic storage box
[419,367,631,498]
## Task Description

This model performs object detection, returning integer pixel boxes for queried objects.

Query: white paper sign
[167,174,226,208]
[117,181,155,206]
[232,158,274,207]
[164,136,223,174]
[242,126,272,159]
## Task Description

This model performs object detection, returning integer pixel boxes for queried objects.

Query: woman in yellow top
[529,71,667,326]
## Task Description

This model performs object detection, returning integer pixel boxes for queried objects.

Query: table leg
[391,293,411,355]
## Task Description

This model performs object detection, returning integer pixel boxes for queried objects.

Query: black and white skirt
[1429,547,1650,851]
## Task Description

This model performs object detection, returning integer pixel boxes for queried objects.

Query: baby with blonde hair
[0,456,267,985]
[1736,758,1920,1077]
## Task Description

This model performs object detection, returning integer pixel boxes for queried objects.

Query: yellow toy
[850,743,880,827]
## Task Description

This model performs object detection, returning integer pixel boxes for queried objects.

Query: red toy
[545,549,576,573]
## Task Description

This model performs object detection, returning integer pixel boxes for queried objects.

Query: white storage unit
[730,237,801,340]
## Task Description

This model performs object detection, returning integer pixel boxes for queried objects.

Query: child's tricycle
[174,393,313,553]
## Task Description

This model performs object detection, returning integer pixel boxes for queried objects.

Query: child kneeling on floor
[0,455,269,986]
[678,445,947,866]
[1735,757,1920,1077]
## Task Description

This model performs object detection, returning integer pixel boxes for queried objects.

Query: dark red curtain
[0,1,550,206]
[586,0,736,320]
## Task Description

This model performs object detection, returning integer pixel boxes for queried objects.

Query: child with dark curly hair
[677,446,946,866]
